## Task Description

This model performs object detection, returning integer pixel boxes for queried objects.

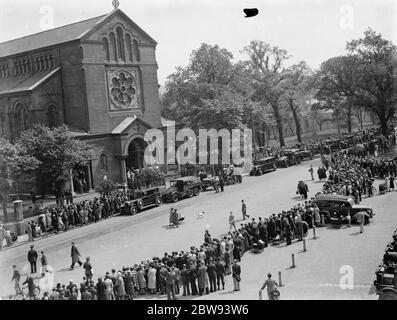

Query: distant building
[0,8,162,192]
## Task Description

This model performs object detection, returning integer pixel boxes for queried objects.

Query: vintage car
[163,176,202,202]
[313,194,374,225]
[276,156,289,168]
[321,139,341,154]
[374,229,397,300]
[283,149,301,165]
[120,187,163,215]
[295,149,313,161]
[250,156,277,175]
[201,176,220,191]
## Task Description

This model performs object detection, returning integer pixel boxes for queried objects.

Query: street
[1,157,396,300]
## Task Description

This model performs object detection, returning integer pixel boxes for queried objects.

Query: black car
[313,194,374,225]
[283,149,301,165]
[250,156,277,175]
[121,187,163,215]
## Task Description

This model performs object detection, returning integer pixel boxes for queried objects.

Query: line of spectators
[24,191,129,242]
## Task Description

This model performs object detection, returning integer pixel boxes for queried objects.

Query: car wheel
[172,193,179,202]
[187,190,194,198]
[130,205,138,215]
[379,291,397,300]
[193,188,200,196]
[155,198,162,207]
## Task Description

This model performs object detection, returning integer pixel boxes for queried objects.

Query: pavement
[1,156,396,300]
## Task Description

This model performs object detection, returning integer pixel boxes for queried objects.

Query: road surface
[1,157,396,300]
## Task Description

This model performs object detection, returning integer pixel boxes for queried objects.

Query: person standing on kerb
[27,245,38,274]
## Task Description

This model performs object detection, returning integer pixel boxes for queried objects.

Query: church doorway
[126,137,147,171]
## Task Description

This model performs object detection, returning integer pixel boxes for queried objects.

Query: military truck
[163,176,202,202]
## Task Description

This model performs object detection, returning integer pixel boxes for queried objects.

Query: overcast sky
[0,0,396,85]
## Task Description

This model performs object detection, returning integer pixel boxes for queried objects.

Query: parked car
[163,176,202,202]
[296,149,313,161]
[202,176,220,191]
[313,194,374,225]
[276,156,290,168]
[120,187,163,215]
[250,156,277,175]
[374,229,397,300]
[283,149,301,165]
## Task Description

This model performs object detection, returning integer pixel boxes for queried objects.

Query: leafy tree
[346,28,397,135]
[314,55,360,133]
[284,61,313,142]
[243,40,291,146]
[16,124,96,196]
[162,43,245,131]
[0,138,38,221]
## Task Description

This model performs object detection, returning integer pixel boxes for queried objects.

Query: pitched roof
[0,15,106,58]
[0,67,61,95]
[0,8,157,59]
[112,116,153,135]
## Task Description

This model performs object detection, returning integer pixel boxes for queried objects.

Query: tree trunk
[290,100,302,143]
[271,103,285,147]
[335,116,341,135]
[1,201,8,223]
[347,105,352,133]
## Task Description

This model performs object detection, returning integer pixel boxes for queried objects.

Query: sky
[0,0,396,85]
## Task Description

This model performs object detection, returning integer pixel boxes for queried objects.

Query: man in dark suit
[207,258,217,292]
[232,260,241,291]
[188,263,198,295]
[70,242,83,270]
[215,257,225,290]
[181,264,190,296]
[27,245,38,274]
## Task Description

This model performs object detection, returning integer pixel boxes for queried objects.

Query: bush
[95,179,116,195]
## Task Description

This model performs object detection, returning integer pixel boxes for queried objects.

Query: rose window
[109,71,137,108]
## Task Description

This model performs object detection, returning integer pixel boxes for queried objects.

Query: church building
[0,7,162,191]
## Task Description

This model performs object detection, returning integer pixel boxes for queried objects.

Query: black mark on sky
[243,8,259,18]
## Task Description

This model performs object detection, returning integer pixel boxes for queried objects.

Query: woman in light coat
[147,265,157,294]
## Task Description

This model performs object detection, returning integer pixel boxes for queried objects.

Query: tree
[95,179,116,196]
[16,124,96,196]
[284,61,313,142]
[243,40,290,146]
[314,55,360,133]
[0,138,38,222]
[162,43,246,131]
[346,29,397,135]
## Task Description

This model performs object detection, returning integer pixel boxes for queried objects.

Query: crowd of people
[23,191,129,243]
[7,127,397,300]
[318,152,396,200]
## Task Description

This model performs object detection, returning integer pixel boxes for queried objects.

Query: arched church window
[125,33,133,62]
[100,154,108,171]
[14,103,29,136]
[109,32,117,61]
[132,40,140,62]
[116,27,125,61]
[47,105,58,128]
[0,112,6,136]
[102,38,110,61]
